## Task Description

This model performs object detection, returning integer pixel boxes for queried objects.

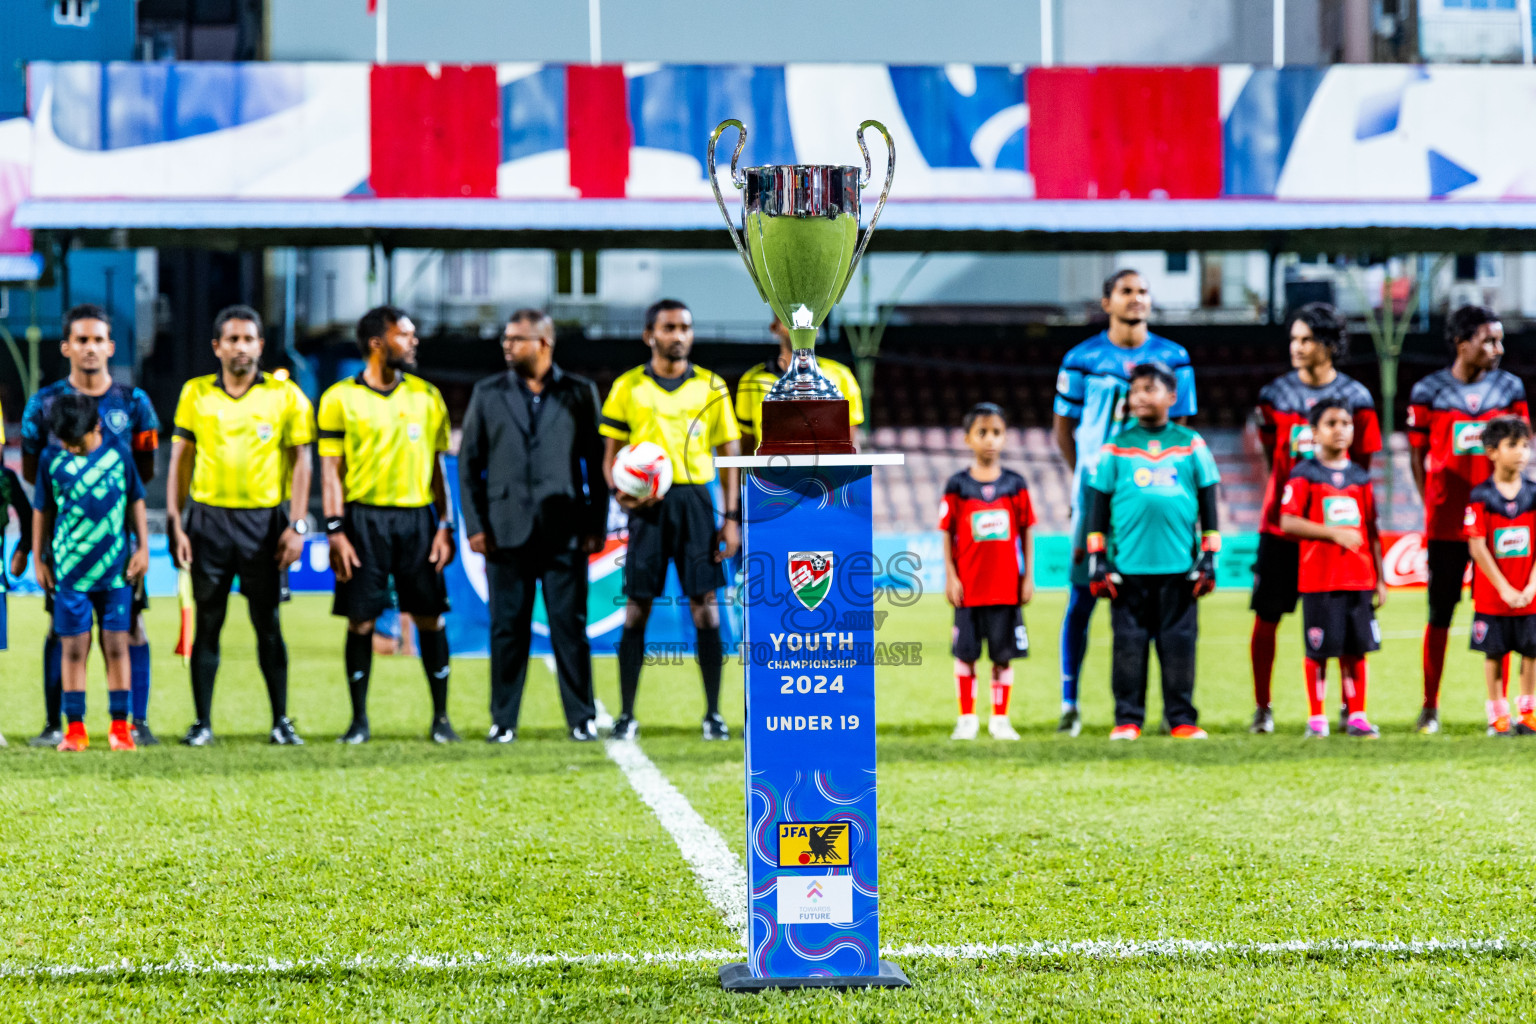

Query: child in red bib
[1464,416,1536,736]
[940,404,1036,741]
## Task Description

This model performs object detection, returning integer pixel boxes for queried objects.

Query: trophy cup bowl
[709,119,894,455]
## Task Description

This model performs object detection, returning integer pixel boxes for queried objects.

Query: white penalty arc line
[1,937,1527,981]
[603,738,750,940]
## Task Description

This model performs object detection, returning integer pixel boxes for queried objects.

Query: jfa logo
[1307,627,1324,649]
[1473,619,1489,643]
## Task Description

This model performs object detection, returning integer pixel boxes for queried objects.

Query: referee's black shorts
[186,502,291,606]
[1249,532,1301,622]
[623,484,726,601]
[333,503,450,623]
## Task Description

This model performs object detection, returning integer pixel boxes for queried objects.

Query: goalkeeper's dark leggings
[191,590,288,725]
[1109,573,1198,729]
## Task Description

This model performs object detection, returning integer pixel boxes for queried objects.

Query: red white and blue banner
[3,61,1536,222]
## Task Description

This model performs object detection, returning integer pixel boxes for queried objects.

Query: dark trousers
[1110,573,1199,728]
[487,537,596,730]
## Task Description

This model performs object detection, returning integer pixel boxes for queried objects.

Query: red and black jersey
[939,468,1035,607]
[1465,477,1536,616]
[1255,371,1381,536]
[1280,458,1380,593]
[1407,368,1529,541]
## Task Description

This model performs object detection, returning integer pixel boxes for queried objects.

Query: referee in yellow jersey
[601,299,741,741]
[166,305,315,747]
[735,317,865,452]
[319,306,457,744]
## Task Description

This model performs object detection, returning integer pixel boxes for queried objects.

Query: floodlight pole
[375,0,388,64]
[589,0,603,65]
[1273,0,1285,66]
[1521,0,1534,65]
[1040,0,1054,66]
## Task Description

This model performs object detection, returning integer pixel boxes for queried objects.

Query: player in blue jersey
[20,305,161,748]
[33,394,149,752]
[1052,270,1197,736]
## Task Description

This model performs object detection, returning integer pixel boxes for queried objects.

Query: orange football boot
[108,720,136,751]
[56,722,88,752]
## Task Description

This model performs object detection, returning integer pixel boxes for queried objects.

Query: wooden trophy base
[756,399,856,455]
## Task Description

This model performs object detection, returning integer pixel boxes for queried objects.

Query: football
[612,441,674,501]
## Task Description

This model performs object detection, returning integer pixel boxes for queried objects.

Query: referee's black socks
[618,626,645,717]
[345,631,372,722]
[696,626,723,717]
[417,627,450,719]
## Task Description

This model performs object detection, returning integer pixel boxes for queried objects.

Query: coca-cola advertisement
[1380,531,1473,589]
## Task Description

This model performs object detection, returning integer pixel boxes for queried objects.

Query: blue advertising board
[720,455,908,991]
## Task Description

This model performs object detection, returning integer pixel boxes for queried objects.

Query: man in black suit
[459,309,606,742]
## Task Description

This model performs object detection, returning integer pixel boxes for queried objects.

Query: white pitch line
[0,936,1527,981]
[603,738,749,939]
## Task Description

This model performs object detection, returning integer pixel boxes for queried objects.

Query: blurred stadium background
[7,1,1536,570]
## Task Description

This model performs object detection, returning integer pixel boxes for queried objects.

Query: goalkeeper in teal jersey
[1085,363,1221,740]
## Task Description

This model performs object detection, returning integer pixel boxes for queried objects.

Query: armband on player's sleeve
[1201,531,1221,553]
[1085,532,1106,554]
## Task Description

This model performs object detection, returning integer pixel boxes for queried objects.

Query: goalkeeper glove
[1086,532,1120,600]
[1189,532,1220,597]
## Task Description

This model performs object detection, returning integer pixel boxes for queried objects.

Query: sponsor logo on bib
[970,509,1012,542]
[1452,420,1486,455]
[1133,465,1178,488]
[1322,495,1361,527]
[1494,525,1531,558]
[1288,423,1315,458]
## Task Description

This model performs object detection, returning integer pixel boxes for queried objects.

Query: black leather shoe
[430,716,461,744]
[270,717,304,745]
[29,726,63,748]
[338,718,370,744]
[569,720,598,742]
[609,714,638,741]
[180,721,214,747]
[487,725,516,744]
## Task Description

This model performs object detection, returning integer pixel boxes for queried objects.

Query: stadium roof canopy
[17,198,1536,253]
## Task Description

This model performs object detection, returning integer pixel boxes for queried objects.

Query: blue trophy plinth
[715,453,910,991]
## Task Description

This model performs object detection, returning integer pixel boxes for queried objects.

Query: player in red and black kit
[1279,399,1387,739]
[1408,305,1529,734]
[1249,304,1380,734]
[1463,416,1536,736]
[941,403,1035,742]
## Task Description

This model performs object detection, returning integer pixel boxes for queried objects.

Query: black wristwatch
[723,509,742,523]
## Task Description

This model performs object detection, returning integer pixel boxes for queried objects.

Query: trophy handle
[708,119,767,301]
[837,119,896,303]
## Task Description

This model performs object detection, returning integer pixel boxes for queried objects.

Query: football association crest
[1307,627,1324,649]
[788,551,834,611]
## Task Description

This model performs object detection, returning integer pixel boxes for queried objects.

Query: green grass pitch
[0,589,1534,1022]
